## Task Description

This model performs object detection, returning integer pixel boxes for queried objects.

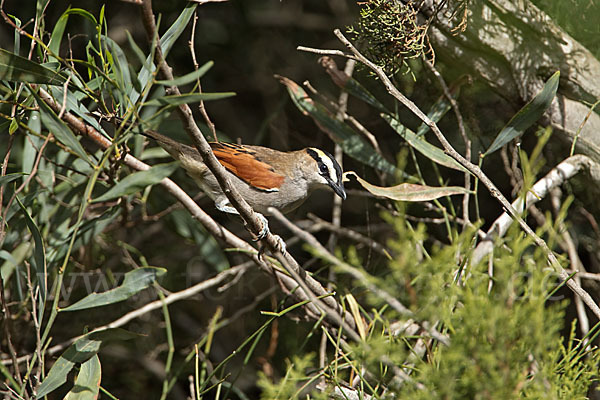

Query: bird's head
[304,148,346,200]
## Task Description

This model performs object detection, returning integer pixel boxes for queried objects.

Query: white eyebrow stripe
[311,148,337,182]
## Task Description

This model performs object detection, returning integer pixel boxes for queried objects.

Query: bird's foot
[257,234,287,259]
[248,213,287,258]
[215,202,286,256]
[249,212,270,241]
[271,234,287,254]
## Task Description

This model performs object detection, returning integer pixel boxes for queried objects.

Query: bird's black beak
[330,181,347,200]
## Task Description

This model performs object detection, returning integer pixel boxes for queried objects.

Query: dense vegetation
[1,1,599,398]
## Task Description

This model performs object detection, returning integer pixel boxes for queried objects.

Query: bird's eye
[319,164,328,175]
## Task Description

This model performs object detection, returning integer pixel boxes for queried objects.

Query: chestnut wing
[210,142,285,191]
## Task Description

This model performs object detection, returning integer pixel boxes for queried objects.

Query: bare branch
[471,154,600,265]
[32,86,338,326]
[138,1,356,332]
[332,28,600,320]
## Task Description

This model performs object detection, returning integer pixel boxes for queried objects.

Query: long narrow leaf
[63,354,102,400]
[16,196,47,297]
[416,76,467,137]
[156,61,214,86]
[160,4,197,57]
[103,36,133,97]
[31,89,92,163]
[345,171,471,201]
[341,78,389,113]
[93,162,179,202]
[61,267,166,311]
[36,329,138,398]
[416,95,452,137]
[485,71,560,156]
[0,173,28,185]
[278,75,397,174]
[143,92,235,107]
[48,86,107,139]
[382,114,468,173]
[321,57,388,113]
[130,4,197,105]
[0,49,67,85]
[47,6,98,62]
[48,12,68,59]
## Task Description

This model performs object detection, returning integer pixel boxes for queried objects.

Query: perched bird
[139,129,346,240]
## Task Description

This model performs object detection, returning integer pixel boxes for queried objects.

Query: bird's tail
[92,111,193,160]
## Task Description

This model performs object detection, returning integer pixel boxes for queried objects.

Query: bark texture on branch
[417,0,600,159]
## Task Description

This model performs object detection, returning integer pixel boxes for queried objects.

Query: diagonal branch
[471,154,600,265]
[138,0,356,332]
[332,28,600,320]
[33,85,354,335]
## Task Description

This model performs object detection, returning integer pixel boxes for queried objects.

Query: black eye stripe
[306,148,343,183]
[306,148,319,162]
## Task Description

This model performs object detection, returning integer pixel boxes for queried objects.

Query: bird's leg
[214,200,286,255]
[215,200,268,240]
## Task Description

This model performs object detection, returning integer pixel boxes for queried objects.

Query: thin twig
[322,57,355,378]
[302,77,383,157]
[304,214,389,257]
[5,264,249,365]
[572,272,600,282]
[3,134,51,227]
[471,154,599,265]
[139,1,356,332]
[25,261,43,388]
[332,28,600,320]
[550,189,589,343]
[0,133,15,245]
[0,274,24,393]
[33,84,336,332]
[297,46,353,58]
[269,207,449,346]
[423,60,471,228]
[189,11,217,142]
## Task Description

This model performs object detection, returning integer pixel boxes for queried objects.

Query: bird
[137,128,346,243]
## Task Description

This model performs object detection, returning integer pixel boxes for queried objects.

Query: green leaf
[103,36,133,96]
[13,17,21,54]
[47,86,107,139]
[0,243,30,281]
[125,31,147,68]
[416,77,466,137]
[345,171,471,202]
[143,92,235,107]
[0,173,28,185]
[36,329,138,398]
[130,3,197,105]
[156,61,214,86]
[485,71,560,156]
[16,196,47,297]
[160,4,197,57]
[416,94,452,137]
[278,75,397,174]
[339,77,389,113]
[64,354,101,400]
[62,8,98,25]
[321,57,389,113]
[382,114,468,173]
[48,11,68,58]
[8,117,18,134]
[23,112,42,182]
[93,162,179,203]
[30,89,92,164]
[61,267,166,311]
[0,49,67,85]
